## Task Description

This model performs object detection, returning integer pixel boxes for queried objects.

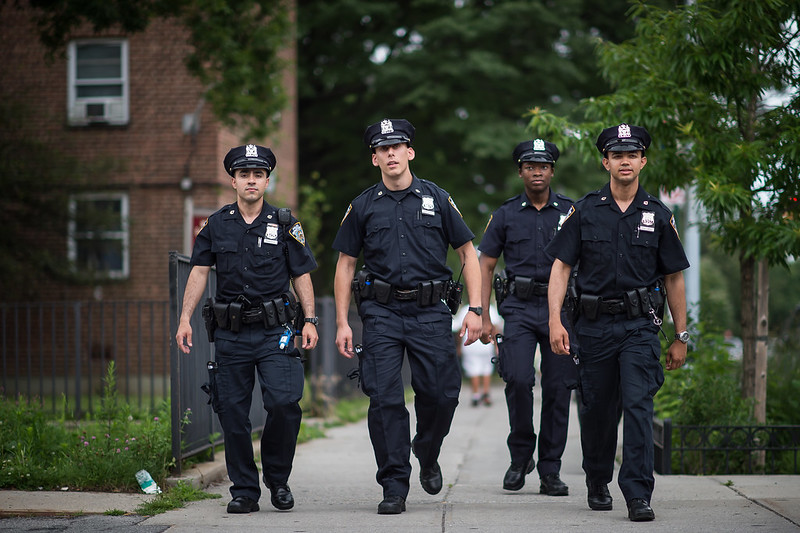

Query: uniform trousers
[574,313,664,503]
[214,323,305,502]
[358,300,461,498]
[499,295,575,476]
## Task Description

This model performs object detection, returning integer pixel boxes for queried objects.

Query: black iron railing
[654,418,800,475]
[1,300,169,417]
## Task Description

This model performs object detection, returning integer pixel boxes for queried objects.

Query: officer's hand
[336,324,356,358]
[460,311,482,346]
[479,320,495,345]
[666,341,687,370]
[176,321,193,354]
[549,321,570,356]
[301,323,319,350]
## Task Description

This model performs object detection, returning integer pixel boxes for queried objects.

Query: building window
[68,193,130,279]
[67,39,129,126]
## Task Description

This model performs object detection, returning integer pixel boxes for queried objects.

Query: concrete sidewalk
[2,383,800,532]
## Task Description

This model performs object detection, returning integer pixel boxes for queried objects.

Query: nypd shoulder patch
[448,196,463,218]
[290,222,307,246]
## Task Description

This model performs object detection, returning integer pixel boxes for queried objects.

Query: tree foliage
[18,0,292,139]
[297,0,649,290]
[526,0,800,403]
[528,0,800,266]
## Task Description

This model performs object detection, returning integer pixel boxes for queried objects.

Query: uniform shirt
[332,175,474,288]
[545,183,689,298]
[479,190,573,281]
[190,201,317,303]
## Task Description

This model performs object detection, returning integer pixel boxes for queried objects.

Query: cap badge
[380,119,394,134]
[533,139,545,151]
[245,144,258,157]
[618,124,631,138]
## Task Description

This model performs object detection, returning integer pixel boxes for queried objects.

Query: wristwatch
[675,330,690,344]
[304,317,319,326]
[468,306,483,316]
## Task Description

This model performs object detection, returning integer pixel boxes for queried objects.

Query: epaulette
[554,192,574,203]
[501,194,524,206]
[576,189,602,205]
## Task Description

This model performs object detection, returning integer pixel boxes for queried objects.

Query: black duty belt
[352,269,448,306]
[241,307,266,324]
[578,284,665,321]
[212,293,298,332]
[393,288,420,301]
[598,299,626,315]
[508,276,548,300]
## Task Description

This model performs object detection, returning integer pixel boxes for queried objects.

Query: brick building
[0,3,298,403]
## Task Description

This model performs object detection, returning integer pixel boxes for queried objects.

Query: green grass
[1,360,373,503]
[135,480,221,515]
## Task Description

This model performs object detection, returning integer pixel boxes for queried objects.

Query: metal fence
[1,299,169,417]
[2,252,369,475]
[654,418,800,475]
[167,252,367,474]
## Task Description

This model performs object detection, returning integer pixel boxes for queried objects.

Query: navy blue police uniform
[190,145,317,506]
[479,139,577,489]
[545,125,689,507]
[332,119,474,501]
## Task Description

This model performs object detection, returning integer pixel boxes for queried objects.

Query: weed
[135,480,221,515]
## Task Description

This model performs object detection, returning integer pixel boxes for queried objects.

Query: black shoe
[226,496,259,514]
[586,482,613,511]
[628,498,655,521]
[539,472,569,496]
[503,458,535,491]
[377,495,406,514]
[264,477,294,510]
[419,462,443,495]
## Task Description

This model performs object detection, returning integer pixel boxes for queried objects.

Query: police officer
[478,139,576,496]
[546,124,689,522]
[332,118,482,515]
[175,144,319,514]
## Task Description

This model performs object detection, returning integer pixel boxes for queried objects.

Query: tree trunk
[740,254,756,400]
[754,259,769,423]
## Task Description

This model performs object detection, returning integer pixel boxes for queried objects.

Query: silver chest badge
[265,223,279,245]
[421,195,435,216]
[638,211,656,233]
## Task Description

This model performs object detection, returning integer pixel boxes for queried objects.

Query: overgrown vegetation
[0,361,371,496]
[654,322,800,474]
[0,362,179,491]
[135,480,221,516]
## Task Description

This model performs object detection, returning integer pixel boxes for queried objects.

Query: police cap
[363,118,415,149]
[513,139,559,165]
[596,124,651,155]
[223,144,276,177]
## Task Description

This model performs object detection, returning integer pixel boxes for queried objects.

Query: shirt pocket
[580,226,612,263]
[507,227,532,244]
[413,212,445,255]
[211,239,239,274]
[631,231,659,271]
[253,242,283,269]
[364,217,392,262]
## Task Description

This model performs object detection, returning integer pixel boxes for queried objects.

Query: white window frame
[67,39,129,126]
[68,193,130,279]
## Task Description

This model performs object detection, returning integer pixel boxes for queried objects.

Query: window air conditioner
[69,99,128,126]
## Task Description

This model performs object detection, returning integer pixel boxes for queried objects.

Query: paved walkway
[2,383,799,532]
